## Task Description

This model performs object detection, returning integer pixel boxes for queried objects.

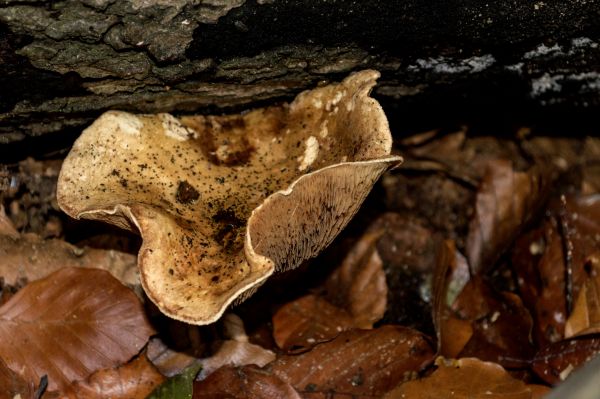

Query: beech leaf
[272,294,355,352]
[325,230,388,329]
[563,195,600,338]
[432,240,473,357]
[72,355,165,399]
[467,159,551,274]
[198,339,276,380]
[565,259,600,337]
[512,194,600,344]
[384,357,549,399]
[452,278,535,368]
[269,325,435,397]
[147,338,199,378]
[273,230,389,352]
[0,267,154,394]
[193,365,301,399]
[533,337,600,384]
[0,229,138,288]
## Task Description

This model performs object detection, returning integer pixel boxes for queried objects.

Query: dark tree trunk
[1,0,599,159]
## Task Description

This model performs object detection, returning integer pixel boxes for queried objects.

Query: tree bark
[0,0,599,157]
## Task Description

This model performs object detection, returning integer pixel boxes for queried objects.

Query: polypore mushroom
[57,70,402,325]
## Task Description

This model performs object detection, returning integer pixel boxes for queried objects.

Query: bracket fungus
[57,70,402,325]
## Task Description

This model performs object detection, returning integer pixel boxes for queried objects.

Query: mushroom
[57,70,402,325]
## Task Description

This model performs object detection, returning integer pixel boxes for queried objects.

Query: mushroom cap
[57,70,402,324]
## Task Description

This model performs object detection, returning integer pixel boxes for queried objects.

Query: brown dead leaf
[269,325,435,397]
[384,357,549,399]
[147,338,198,378]
[563,196,600,338]
[527,219,568,344]
[511,227,546,324]
[439,317,473,359]
[193,365,301,399]
[72,354,165,399]
[325,231,387,329]
[434,241,533,365]
[163,312,276,381]
[452,278,535,368]
[565,254,600,337]
[533,337,600,385]
[272,295,355,353]
[512,194,600,344]
[522,136,600,173]
[404,132,530,186]
[0,356,35,399]
[432,240,473,357]
[198,340,276,380]
[406,130,467,161]
[467,159,552,274]
[0,230,138,288]
[0,267,154,394]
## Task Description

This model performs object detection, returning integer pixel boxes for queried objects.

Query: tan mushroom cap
[57,70,402,325]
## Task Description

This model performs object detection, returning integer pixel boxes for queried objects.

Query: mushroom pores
[57,70,402,325]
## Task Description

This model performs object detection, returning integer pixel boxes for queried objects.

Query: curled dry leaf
[522,219,568,344]
[72,355,165,399]
[193,365,301,399]
[197,311,276,378]
[0,267,154,394]
[324,230,387,329]
[452,277,535,369]
[273,230,389,352]
[533,337,600,385]
[0,212,138,287]
[57,70,402,325]
[431,240,473,357]
[522,136,600,172]
[147,338,199,378]
[513,194,600,344]
[564,195,600,338]
[272,294,355,352]
[467,159,552,274]
[403,131,530,187]
[268,325,435,397]
[198,339,276,380]
[565,254,600,337]
[384,357,549,399]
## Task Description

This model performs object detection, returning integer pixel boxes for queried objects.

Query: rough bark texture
[0,0,599,159]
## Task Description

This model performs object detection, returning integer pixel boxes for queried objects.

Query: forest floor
[0,126,599,398]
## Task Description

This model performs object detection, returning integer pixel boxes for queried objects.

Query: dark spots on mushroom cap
[212,208,244,228]
[176,181,200,204]
[219,143,255,166]
[212,208,245,251]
